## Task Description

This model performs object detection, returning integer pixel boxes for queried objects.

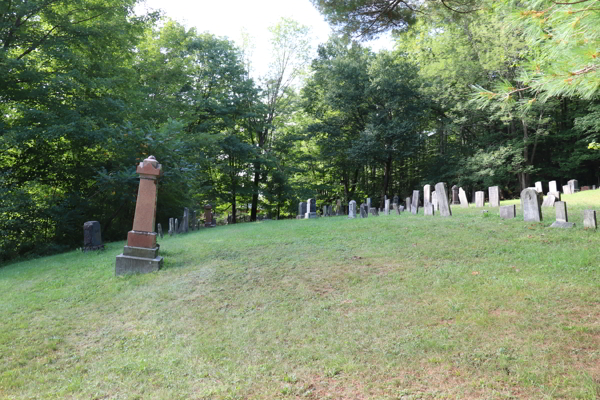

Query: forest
[1,0,599,261]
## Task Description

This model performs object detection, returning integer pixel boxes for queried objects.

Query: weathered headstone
[568,179,579,194]
[336,199,342,215]
[581,186,590,191]
[392,203,398,213]
[360,203,368,218]
[405,197,411,212]
[431,190,438,211]
[521,188,542,222]
[175,218,180,233]
[475,191,485,208]
[115,156,163,275]
[83,221,103,251]
[535,181,543,193]
[583,210,597,229]
[306,198,317,218]
[488,186,500,207]
[399,205,405,213]
[157,223,163,239]
[549,191,561,201]
[393,195,399,205]
[367,198,371,211]
[369,207,379,216]
[458,187,469,208]
[451,185,460,205]
[384,199,390,215]
[168,218,174,236]
[323,205,328,217]
[499,205,516,219]
[551,201,575,228]
[348,200,357,218]
[411,190,420,215]
[424,203,434,216]
[423,185,432,206]
[435,182,452,217]
[183,207,189,233]
[549,180,558,193]
[204,204,212,227]
[563,185,571,195]
[541,194,556,207]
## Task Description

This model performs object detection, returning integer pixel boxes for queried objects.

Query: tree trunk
[250,161,260,221]
[231,185,237,224]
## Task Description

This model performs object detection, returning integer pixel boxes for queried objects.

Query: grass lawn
[1,191,599,399]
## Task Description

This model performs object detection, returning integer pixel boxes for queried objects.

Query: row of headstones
[297,199,344,219]
[165,205,216,238]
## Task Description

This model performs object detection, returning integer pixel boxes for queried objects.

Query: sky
[134,0,395,78]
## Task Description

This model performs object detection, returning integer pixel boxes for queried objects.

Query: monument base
[115,253,163,275]
[550,221,575,229]
[305,212,317,218]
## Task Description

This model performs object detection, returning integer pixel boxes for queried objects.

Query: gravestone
[411,190,420,215]
[435,182,452,217]
[488,186,500,207]
[367,198,371,211]
[549,180,558,193]
[116,156,163,275]
[384,199,390,215]
[175,218,179,233]
[431,191,438,211]
[348,200,357,218]
[563,185,571,195]
[298,202,307,218]
[392,203,398,213]
[183,207,189,233]
[475,191,485,208]
[211,213,217,227]
[398,205,405,213]
[451,185,460,205]
[549,191,561,201]
[157,223,163,239]
[405,197,411,212]
[583,210,597,229]
[541,194,556,207]
[458,187,469,208]
[568,179,579,194]
[369,207,379,216]
[423,184,432,206]
[535,181,543,193]
[168,218,174,236]
[204,204,212,227]
[323,205,328,217]
[306,198,317,218]
[551,201,575,228]
[360,203,368,218]
[581,186,590,191]
[393,195,399,205]
[83,221,104,251]
[521,188,542,222]
[499,205,516,219]
[424,203,434,216]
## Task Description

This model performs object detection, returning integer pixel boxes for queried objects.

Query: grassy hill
[1,191,600,399]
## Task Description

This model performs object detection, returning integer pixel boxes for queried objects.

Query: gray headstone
[392,203,398,213]
[168,218,174,236]
[157,223,163,239]
[451,185,460,205]
[393,195,399,205]
[568,179,579,194]
[399,205,405,213]
[554,201,568,222]
[405,197,411,212]
[521,188,542,222]
[211,213,216,227]
[384,199,390,215]
[431,191,439,211]
[411,190,420,215]
[458,187,469,208]
[83,221,103,250]
[336,199,342,215]
[424,203,434,216]
[549,180,558,193]
[348,200,357,218]
[488,186,500,207]
[562,185,571,195]
[323,205,328,217]
[583,210,597,229]
[360,203,368,218]
[367,198,371,210]
[541,194,556,207]
[499,205,516,219]
[183,207,189,233]
[299,202,307,217]
[423,185,431,206]
[174,218,179,234]
[306,199,317,218]
[535,181,543,193]
[369,207,379,216]
[435,182,452,217]
[475,191,485,207]
[549,191,561,201]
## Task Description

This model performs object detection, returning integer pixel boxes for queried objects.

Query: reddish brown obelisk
[115,156,164,275]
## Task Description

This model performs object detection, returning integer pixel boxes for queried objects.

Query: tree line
[1,0,599,262]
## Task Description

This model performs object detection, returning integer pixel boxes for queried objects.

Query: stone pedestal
[116,156,163,275]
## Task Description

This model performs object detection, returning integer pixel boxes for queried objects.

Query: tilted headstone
[83,221,103,251]
[458,187,469,208]
[488,186,500,207]
[435,182,452,217]
[384,199,390,215]
[157,223,163,239]
[298,202,307,218]
[168,218,174,236]
[115,156,163,275]
[475,191,485,208]
[583,210,597,229]
[348,200,357,218]
[360,203,368,218]
[306,198,317,218]
[204,204,212,227]
[549,181,558,193]
[521,188,542,222]
[535,181,543,193]
[451,185,460,205]
[549,191,561,201]
[423,185,431,206]
[369,207,379,216]
[499,205,516,219]
[411,190,420,215]
[541,194,556,207]
[562,185,571,195]
[551,201,575,228]
[424,203,434,216]
[568,179,579,194]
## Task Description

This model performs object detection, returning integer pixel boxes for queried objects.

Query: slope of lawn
[1,190,599,399]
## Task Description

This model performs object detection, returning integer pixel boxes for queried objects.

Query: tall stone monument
[521,188,542,222]
[435,182,452,217]
[360,203,368,218]
[115,156,163,275]
[488,186,500,207]
[336,199,342,216]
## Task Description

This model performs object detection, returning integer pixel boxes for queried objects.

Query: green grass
[1,191,600,399]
